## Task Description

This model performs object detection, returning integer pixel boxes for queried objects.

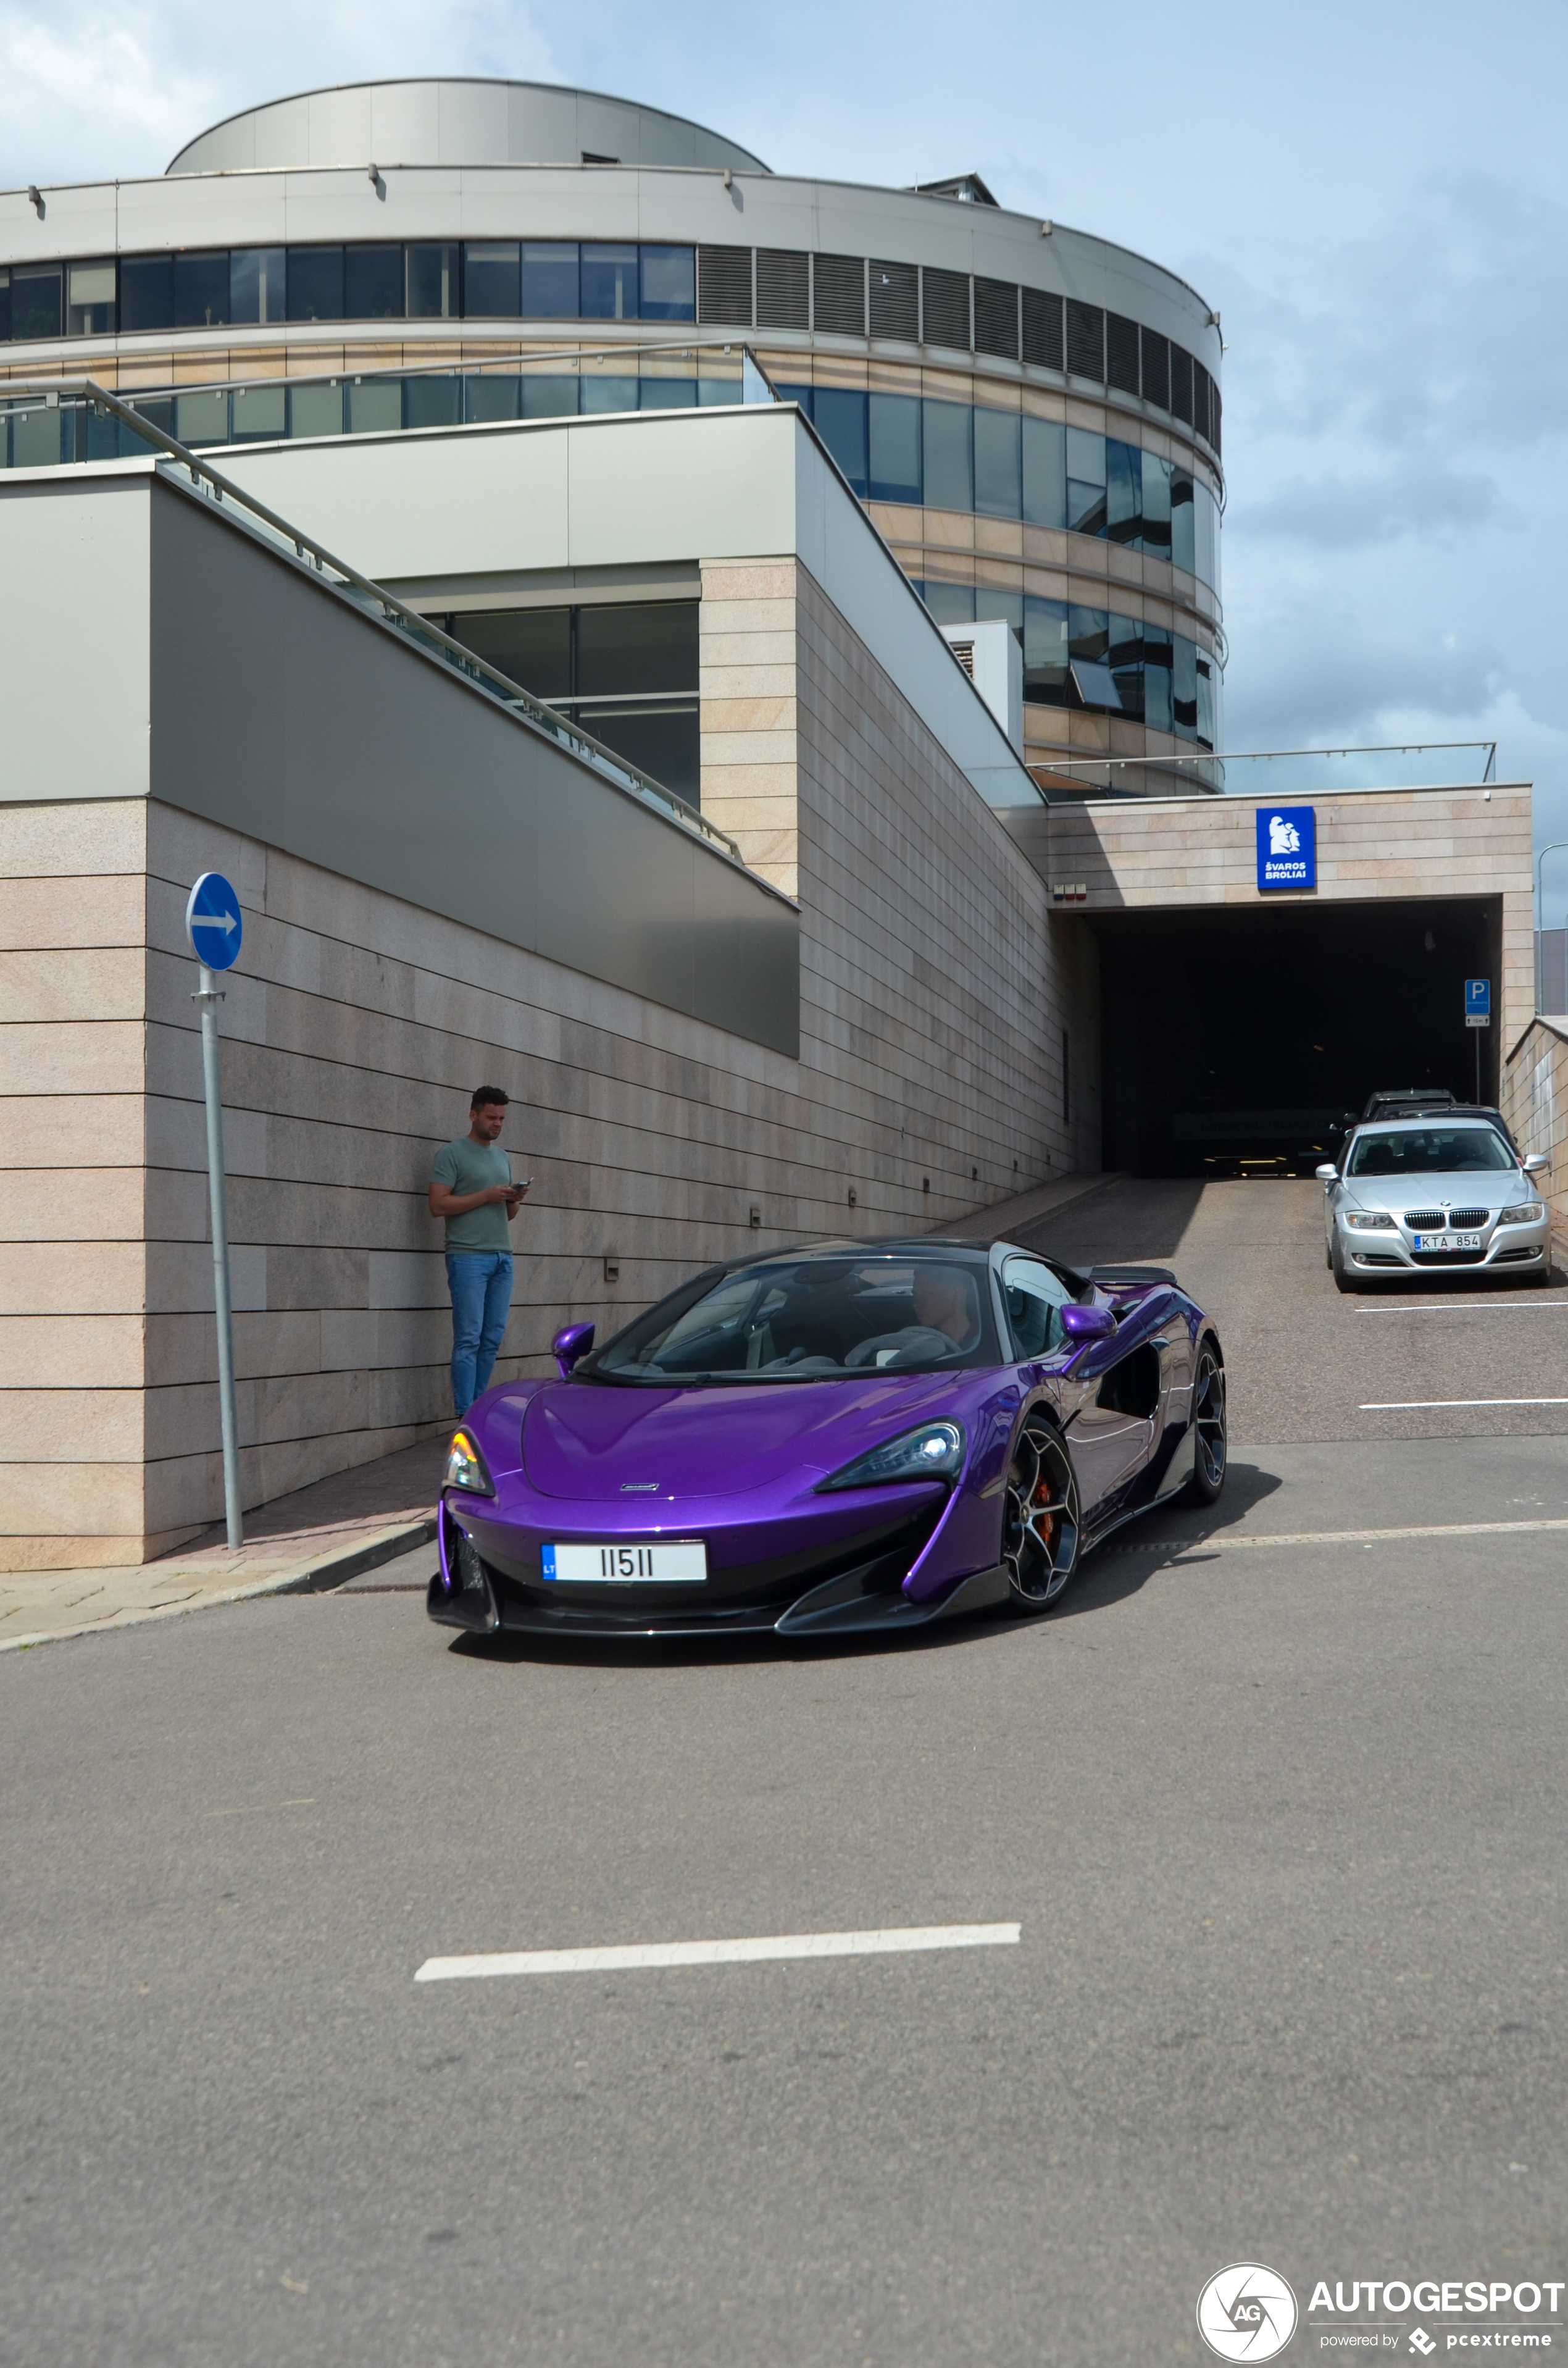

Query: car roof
[1351,1113,1512,1136]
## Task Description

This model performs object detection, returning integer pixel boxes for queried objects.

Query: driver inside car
[844,1265,983,1370]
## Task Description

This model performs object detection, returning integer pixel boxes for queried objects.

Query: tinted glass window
[406,244,457,318]
[581,243,637,319]
[923,582,975,626]
[522,241,578,317]
[1022,415,1065,527]
[1143,625,1174,733]
[463,241,520,316]
[1002,1257,1076,1356]
[922,399,972,512]
[344,244,402,320]
[974,406,1021,519]
[590,701,699,804]
[577,603,698,697]
[1141,452,1172,560]
[11,266,62,341]
[120,254,173,333]
[450,608,572,701]
[814,387,867,495]
[0,269,9,343]
[66,260,116,336]
[1069,606,1109,667]
[1109,614,1144,721]
[1347,1129,1514,1178]
[1106,439,1140,546]
[1024,595,1070,705]
[1173,634,1198,734]
[588,1255,999,1383]
[640,245,694,320]
[1171,467,1196,573]
[173,250,228,330]
[230,248,285,325]
[976,590,1023,634]
[868,391,921,503]
[288,248,344,322]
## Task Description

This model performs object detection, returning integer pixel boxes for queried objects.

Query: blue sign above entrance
[1256,805,1316,892]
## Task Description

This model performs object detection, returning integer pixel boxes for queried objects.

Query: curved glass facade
[917,583,1216,746]
[777,384,1218,587]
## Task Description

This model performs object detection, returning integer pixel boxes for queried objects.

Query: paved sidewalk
[0,1435,448,1654]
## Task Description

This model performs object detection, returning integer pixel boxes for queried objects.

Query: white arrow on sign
[193,907,238,933]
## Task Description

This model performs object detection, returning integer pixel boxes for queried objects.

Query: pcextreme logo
[1198,2264,1300,2361]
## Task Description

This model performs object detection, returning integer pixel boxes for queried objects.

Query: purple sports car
[428,1237,1226,1642]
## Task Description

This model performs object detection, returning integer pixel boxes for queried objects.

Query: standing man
[429,1086,529,1417]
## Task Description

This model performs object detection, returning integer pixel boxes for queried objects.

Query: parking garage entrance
[1094,895,1503,1176]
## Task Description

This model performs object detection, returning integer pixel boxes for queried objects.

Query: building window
[639,244,696,321]
[868,391,920,504]
[922,398,972,513]
[446,601,701,805]
[814,387,867,495]
[10,264,62,341]
[344,244,404,321]
[406,244,458,319]
[581,243,638,320]
[173,251,228,330]
[463,241,520,317]
[66,259,117,336]
[522,241,578,317]
[230,248,285,325]
[974,407,1022,519]
[287,247,344,322]
[1022,416,1065,529]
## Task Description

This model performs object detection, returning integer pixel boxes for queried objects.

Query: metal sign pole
[194,963,243,1549]
[185,870,246,1551]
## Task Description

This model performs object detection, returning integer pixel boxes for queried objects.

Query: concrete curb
[0,1514,438,1656]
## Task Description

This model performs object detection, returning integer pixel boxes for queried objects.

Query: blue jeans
[446,1252,514,1417]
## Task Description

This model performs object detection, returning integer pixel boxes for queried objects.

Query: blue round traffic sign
[185,872,243,971]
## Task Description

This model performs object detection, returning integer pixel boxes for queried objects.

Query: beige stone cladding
[1007,785,1535,1056]
[2,571,1090,1564]
[1502,1017,1568,1236]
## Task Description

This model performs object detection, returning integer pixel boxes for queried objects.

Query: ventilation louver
[870,259,919,341]
[696,246,754,326]
[1106,312,1140,396]
[1140,328,1170,413]
[1022,287,1064,372]
[756,249,809,330]
[812,253,867,336]
[1170,344,1195,425]
[922,266,972,351]
[1065,299,1105,382]
[973,277,1020,360]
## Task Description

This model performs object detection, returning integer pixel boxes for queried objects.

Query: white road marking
[1357,1303,1568,1315]
[1360,1397,1568,1410]
[1107,1517,1568,1554]
[414,1923,1022,1983]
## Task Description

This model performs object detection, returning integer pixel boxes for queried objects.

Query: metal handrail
[0,374,747,866]
[1044,742,1499,776]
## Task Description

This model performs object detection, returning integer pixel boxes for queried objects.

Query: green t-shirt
[432,1136,514,1253]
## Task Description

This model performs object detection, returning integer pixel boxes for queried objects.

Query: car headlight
[1499,1200,1545,1225]
[817,1421,965,1492]
[443,1427,495,1497]
[1344,1210,1395,1229]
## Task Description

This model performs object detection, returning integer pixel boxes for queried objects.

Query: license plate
[1412,1232,1483,1252]
[541,1539,708,1584]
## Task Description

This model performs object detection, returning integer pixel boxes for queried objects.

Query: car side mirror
[1061,1302,1116,1344]
[1315,1164,1338,1182]
[1523,1153,1549,1176]
[552,1320,595,1376]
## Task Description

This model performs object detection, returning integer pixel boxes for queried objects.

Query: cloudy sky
[6,0,1567,877]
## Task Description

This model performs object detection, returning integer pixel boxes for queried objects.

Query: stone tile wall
[1502,1018,1568,1236]
[2,558,1090,1567]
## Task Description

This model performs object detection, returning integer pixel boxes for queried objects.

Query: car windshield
[583,1255,1001,1384]
[1347,1127,1514,1177]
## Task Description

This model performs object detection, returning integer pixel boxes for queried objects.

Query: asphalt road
[6,1184,1568,2368]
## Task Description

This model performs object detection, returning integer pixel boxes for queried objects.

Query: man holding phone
[429,1086,531,1417]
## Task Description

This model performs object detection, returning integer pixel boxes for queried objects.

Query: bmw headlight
[443,1427,495,1497]
[817,1421,964,1492]
[1344,1211,1395,1229]
[1499,1200,1545,1225]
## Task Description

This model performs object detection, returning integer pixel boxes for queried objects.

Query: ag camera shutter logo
[1197,2263,1299,2361]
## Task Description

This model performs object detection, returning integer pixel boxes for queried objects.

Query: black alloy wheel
[1001,1418,1081,1610]
[1181,1343,1227,1505]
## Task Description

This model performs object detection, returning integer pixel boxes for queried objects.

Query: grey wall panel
[0,473,152,805]
[144,476,798,1055]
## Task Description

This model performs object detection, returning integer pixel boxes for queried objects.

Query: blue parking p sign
[1465,978,1491,1026]
[184,871,243,971]
[1256,805,1316,891]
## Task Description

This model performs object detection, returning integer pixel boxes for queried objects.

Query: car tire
[1325,1237,1332,1269]
[1330,1234,1357,1293]
[1000,1416,1080,1612]
[1180,1342,1227,1505]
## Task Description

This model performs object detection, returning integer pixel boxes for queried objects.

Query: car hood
[1344,1168,1522,1215]
[521,1372,986,1500]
